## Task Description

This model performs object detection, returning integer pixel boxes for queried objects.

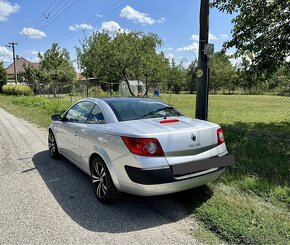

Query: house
[5,57,40,84]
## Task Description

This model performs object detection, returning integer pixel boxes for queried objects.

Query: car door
[79,105,106,169]
[57,101,95,163]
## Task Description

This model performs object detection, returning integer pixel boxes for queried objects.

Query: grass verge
[0,94,289,244]
[195,183,289,244]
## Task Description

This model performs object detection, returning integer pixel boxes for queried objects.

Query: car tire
[91,157,121,203]
[48,131,60,159]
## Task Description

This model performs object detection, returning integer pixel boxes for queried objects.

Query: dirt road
[0,107,202,244]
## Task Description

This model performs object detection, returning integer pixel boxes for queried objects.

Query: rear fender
[90,146,121,190]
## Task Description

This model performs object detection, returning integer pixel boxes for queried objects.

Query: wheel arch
[89,152,121,191]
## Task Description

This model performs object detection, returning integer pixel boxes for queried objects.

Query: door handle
[74,131,78,136]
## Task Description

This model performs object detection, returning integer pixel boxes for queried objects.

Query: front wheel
[91,158,121,203]
[48,131,60,159]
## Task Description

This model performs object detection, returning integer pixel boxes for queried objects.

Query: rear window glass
[105,99,182,122]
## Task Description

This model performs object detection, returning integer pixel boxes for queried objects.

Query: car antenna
[163,112,167,119]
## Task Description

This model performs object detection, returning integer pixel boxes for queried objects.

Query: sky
[0,0,235,70]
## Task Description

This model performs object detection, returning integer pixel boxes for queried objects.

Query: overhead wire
[13,0,66,42]
[30,0,61,27]
[6,0,131,62]
[13,0,79,42]
[56,0,130,44]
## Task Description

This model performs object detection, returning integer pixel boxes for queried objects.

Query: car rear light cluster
[121,136,164,157]
[217,128,225,145]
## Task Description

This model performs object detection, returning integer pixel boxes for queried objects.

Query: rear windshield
[105,98,183,122]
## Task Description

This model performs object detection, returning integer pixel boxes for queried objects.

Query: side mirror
[51,114,62,121]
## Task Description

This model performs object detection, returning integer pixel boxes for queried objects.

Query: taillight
[217,128,225,145]
[121,136,164,157]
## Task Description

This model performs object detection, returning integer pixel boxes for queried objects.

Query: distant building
[5,57,40,84]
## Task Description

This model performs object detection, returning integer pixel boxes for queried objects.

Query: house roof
[5,57,40,75]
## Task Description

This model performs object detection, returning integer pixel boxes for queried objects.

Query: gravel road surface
[0,107,207,245]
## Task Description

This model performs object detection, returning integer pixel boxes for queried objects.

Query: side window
[65,102,95,123]
[87,105,105,124]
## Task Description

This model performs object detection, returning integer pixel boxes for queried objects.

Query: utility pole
[6,42,18,84]
[195,0,209,120]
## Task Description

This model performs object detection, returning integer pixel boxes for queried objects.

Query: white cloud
[190,34,199,41]
[25,50,43,62]
[0,46,13,62]
[0,0,20,21]
[30,50,40,56]
[226,52,242,67]
[190,33,218,41]
[157,17,166,24]
[219,34,228,39]
[99,21,126,35]
[96,14,103,18]
[286,56,290,63]
[175,56,193,68]
[177,42,199,53]
[69,23,93,31]
[166,53,174,62]
[163,47,173,51]
[209,33,218,40]
[120,5,165,25]
[20,27,46,39]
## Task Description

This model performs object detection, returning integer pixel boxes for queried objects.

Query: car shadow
[32,150,213,233]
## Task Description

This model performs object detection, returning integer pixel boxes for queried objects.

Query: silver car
[48,97,235,203]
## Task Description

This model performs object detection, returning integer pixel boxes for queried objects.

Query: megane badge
[191,133,197,141]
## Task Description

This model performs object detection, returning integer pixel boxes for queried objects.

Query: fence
[34,79,290,135]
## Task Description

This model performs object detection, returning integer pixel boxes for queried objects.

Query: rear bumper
[125,154,235,185]
[121,154,235,196]
[121,167,226,196]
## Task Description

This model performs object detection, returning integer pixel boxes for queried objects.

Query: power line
[56,0,130,44]
[14,0,78,42]
[30,0,60,27]
[34,0,79,33]
[13,0,66,42]
[55,0,126,43]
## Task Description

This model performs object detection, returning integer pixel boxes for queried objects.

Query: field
[0,93,289,244]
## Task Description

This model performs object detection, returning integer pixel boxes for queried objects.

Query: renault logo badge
[191,133,197,141]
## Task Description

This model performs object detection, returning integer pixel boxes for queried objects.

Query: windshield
[104,98,183,122]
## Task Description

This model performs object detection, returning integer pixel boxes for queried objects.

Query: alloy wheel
[92,161,107,199]
[48,132,56,155]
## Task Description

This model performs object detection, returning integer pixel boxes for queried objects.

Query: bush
[89,86,106,97]
[2,84,33,96]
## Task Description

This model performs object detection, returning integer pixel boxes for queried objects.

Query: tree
[186,60,198,94]
[268,65,290,93]
[209,51,237,93]
[212,0,290,74]
[76,31,168,96]
[165,59,186,94]
[38,43,75,95]
[18,64,39,93]
[0,61,7,92]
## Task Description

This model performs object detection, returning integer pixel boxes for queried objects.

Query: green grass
[193,128,290,244]
[0,95,71,128]
[193,223,224,245]
[159,93,290,134]
[194,183,289,245]
[0,93,289,244]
